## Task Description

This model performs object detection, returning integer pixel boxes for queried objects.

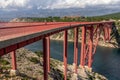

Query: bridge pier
[63,30,68,80]
[80,26,94,68]
[43,37,49,80]
[80,26,86,67]
[47,37,50,72]
[104,27,107,42]
[88,27,93,68]
[103,25,112,42]
[73,27,78,73]
[10,50,19,76]
[107,25,112,42]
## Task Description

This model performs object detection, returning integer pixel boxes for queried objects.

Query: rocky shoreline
[0,48,108,80]
[50,36,118,48]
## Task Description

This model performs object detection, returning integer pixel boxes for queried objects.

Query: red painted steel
[6,44,18,53]
[74,27,78,73]
[43,37,48,80]
[88,27,93,68]
[0,21,113,41]
[63,30,68,80]
[80,26,86,66]
[79,23,113,68]
[47,37,50,72]
[108,27,111,41]
[0,49,4,56]
[0,21,115,80]
[0,22,81,41]
[92,25,100,55]
[11,51,17,70]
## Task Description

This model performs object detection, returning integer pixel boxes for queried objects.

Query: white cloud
[48,0,120,9]
[0,0,29,8]
[0,0,120,10]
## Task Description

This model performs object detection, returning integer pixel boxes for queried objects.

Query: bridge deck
[0,21,113,49]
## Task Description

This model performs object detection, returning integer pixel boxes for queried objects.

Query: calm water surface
[25,40,120,80]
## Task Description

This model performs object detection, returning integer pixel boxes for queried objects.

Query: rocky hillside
[0,48,107,80]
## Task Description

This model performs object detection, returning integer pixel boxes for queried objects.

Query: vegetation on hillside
[11,12,120,32]
[12,12,120,22]
[10,12,120,47]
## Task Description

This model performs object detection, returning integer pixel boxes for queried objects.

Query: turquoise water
[25,40,120,80]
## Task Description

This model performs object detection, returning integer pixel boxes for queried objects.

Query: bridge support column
[11,51,17,70]
[63,30,68,80]
[43,37,48,80]
[10,50,18,76]
[47,37,50,72]
[73,27,78,73]
[104,25,111,42]
[104,27,109,42]
[80,26,86,67]
[88,27,93,68]
[107,26,111,42]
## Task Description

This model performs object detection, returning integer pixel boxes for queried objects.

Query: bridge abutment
[10,69,19,76]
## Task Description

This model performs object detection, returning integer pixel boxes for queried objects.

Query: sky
[0,0,120,10]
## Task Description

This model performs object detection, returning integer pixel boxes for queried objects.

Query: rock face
[0,48,108,80]
[10,18,32,22]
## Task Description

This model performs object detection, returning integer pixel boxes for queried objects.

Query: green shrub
[34,51,43,57]
[29,57,39,64]
[0,59,10,65]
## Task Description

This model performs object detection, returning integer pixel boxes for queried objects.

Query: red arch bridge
[0,21,115,80]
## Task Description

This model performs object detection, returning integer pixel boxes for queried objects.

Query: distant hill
[10,12,120,22]
[100,12,120,18]
[88,12,120,21]
[1,7,120,22]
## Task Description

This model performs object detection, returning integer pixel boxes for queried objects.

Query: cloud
[0,0,29,9]
[50,0,120,9]
[0,0,120,10]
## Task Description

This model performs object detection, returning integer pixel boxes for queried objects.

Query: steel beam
[47,36,50,72]
[74,27,78,73]
[43,37,48,80]
[80,26,86,66]
[88,27,93,68]
[63,30,68,80]
[11,51,17,70]
[104,27,108,42]
[107,26,111,42]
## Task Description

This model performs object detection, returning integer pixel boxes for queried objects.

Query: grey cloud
[0,0,120,10]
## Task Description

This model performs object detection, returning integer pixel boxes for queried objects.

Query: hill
[10,12,120,22]
[88,12,120,21]
[100,12,120,19]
